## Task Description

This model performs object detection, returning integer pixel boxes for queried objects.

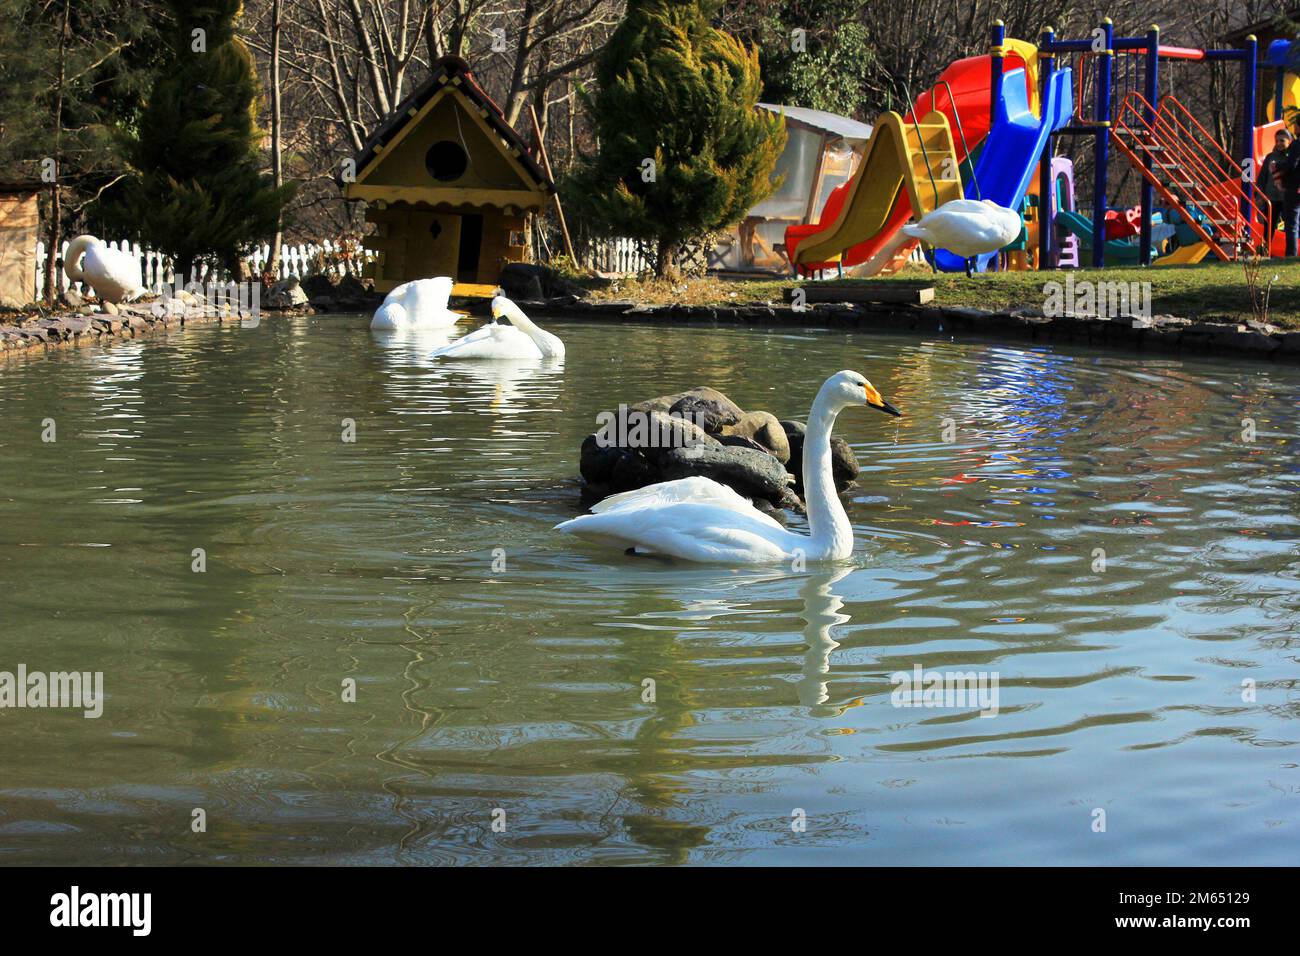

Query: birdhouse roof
[346,55,553,194]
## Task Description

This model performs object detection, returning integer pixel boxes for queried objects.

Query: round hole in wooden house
[425,140,469,182]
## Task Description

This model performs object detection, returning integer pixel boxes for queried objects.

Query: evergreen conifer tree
[103,0,292,278]
[567,0,786,277]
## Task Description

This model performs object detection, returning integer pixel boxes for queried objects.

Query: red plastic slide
[786,53,1033,272]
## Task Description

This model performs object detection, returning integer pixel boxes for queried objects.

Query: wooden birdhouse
[342,56,554,293]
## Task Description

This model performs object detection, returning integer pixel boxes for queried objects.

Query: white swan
[371,276,463,329]
[430,295,564,360]
[556,371,900,564]
[64,235,143,304]
[902,198,1022,257]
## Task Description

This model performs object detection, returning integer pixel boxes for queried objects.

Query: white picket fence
[589,237,652,275]
[35,238,365,299]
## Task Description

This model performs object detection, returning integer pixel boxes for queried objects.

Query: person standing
[1261,129,1292,243]
[1278,119,1300,257]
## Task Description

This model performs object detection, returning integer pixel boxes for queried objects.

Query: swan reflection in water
[371,324,564,413]
[795,568,853,713]
[650,564,854,714]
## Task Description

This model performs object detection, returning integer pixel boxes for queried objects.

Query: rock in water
[580,433,624,485]
[630,411,719,464]
[611,449,660,491]
[830,437,859,488]
[719,410,790,462]
[634,386,744,428]
[658,445,792,504]
[717,434,769,454]
[780,420,807,482]
[668,392,743,434]
[267,275,309,308]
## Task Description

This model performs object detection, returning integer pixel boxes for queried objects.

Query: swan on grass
[64,235,143,304]
[371,276,463,329]
[902,198,1022,257]
[430,295,564,360]
[556,371,900,564]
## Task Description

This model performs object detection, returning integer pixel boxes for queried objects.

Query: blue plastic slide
[933,66,1075,272]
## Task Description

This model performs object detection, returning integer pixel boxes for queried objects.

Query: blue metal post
[1139,26,1158,266]
[1243,35,1259,235]
[991,20,1006,133]
[1092,19,1114,268]
[1039,26,1056,269]
[988,20,1005,272]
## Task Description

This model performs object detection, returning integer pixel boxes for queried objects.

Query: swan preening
[430,295,564,360]
[902,198,1022,257]
[63,235,143,304]
[556,371,899,564]
[371,276,463,329]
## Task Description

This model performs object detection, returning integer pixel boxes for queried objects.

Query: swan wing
[590,476,782,528]
[431,323,537,359]
[556,500,795,564]
[405,277,453,315]
[380,280,412,307]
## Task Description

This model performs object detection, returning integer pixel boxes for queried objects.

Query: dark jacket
[1275,140,1300,198]
[1262,149,1289,202]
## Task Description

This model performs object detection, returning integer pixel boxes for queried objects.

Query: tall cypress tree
[567,0,785,277]
[0,0,161,304]
[102,0,292,279]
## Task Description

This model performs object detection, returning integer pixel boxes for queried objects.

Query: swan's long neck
[803,388,853,560]
[507,309,561,357]
[64,235,96,282]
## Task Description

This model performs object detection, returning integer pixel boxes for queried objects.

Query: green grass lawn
[877,259,1297,328]
[580,259,1299,329]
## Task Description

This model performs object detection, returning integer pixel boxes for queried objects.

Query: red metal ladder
[1110,91,1270,261]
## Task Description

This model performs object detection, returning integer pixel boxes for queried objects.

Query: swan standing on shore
[371,276,463,329]
[63,235,143,304]
[556,371,900,564]
[430,295,564,360]
[902,198,1022,257]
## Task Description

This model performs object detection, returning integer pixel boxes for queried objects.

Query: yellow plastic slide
[1153,242,1210,266]
[1266,73,1300,122]
[794,111,963,268]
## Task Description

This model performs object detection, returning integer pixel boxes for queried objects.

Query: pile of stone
[300,274,382,313]
[0,286,250,354]
[577,385,859,513]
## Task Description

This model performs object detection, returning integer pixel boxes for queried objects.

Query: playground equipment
[786,39,1045,275]
[1264,39,1300,122]
[790,112,963,268]
[785,20,1274,276]
[1039,23,1267,267]
[930,34,1074,272]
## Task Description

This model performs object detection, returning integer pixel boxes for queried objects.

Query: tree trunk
[268,0,284,282]
[504,0,540,129]
[655,238,677,278]
[43,0,71,308]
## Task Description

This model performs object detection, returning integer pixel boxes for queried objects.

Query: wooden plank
[346,184,546,208]
[786,282,934,305]
[451,282,497,299]
[529,103,575,261]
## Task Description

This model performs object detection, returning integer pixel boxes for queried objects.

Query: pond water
[0,315,1297,866]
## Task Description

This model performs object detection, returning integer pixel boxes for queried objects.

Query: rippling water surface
[0,315,1297,865]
